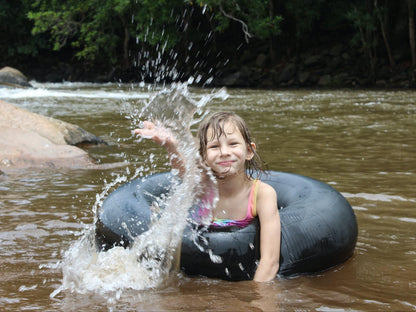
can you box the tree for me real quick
[28,0,133,71]
[268,0,278,65]
[346,3,379,78]
[283,0,326,59]
[2,0,413,85]
[27,0,202,78]
[0,0,48,66]
[190,0,282,43]
[374,0,395,67]
[408,0,416,68]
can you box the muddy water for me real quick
[0,83,415,311]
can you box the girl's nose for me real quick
[219,145,231,156]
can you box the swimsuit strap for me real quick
[248,179,261,218]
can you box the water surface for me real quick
[0,83,415,311]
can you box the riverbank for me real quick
[211,43,416,89]
[9,42,416,89]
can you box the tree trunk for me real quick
[123,26,130,69]
[374,0,395,67]
[408,0,416,67]
[120,15,130,70]
[269,0,276,65]
[357,21,376,78]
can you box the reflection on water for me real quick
[0,84,415,311]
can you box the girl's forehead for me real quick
[207,121,241,139]
[223,121,238,133]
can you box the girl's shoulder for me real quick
[256,181,277,210]
[257,180,276,195]
[257,182,277,215]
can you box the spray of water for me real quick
[55,83,228,297]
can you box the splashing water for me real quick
[56,83,228,297]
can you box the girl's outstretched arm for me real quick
[134,121,185,176]
[253,183,281,282]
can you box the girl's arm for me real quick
[134,121,185,176]
[134,121,217,223]
[253,183,281,282]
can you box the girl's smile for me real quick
[217,160,235,166]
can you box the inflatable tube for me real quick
[95,171,358,281]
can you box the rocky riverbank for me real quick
[211,43,416,89]
[4,41,416,89]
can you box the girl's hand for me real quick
[134,121,177,150]
[134,121,184,175]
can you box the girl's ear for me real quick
[246,142,256,160]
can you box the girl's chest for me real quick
[214,189,250,220]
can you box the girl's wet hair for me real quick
[197,112,264,179]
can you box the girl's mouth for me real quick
[217,161,234,166]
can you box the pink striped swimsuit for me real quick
[211,180,260,228]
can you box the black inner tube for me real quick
[95,171,358,281]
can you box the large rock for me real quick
[0,100,107,170]
[0,67,32,88]
[278,63,297,83]
[216,69,252,87]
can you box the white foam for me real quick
[343,192,414,202]
[398,217,416,223]
[0,87,150,100]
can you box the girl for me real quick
[134,112,281,282]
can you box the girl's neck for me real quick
[216,172,251,197]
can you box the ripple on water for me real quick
[343,192,414,202]
[8,199,32,206]
[398,217,416,223]
[1,224,49,241]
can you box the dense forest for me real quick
[2,0,416,88]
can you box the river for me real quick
[0,82,415,311]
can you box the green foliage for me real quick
[0,0,47,59]
[284,0,326,39]
[192,0,282,40]
[133,0,185,48]
[27,0,132,65]
[346,6,378,49]
[2,0,415,81]
[28,10,78,51]
[26,0,194,67]
[346,3,379,75]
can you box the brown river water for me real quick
[0,83,415,311]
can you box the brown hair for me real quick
[197,112,264,179]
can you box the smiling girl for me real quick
[135,112,281,282]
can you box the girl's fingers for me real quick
[133,121,170,144]
[133,121,154,134]
[142,121,155,129]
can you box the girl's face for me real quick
[205,121,255,178]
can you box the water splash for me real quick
[57,83,228,296]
